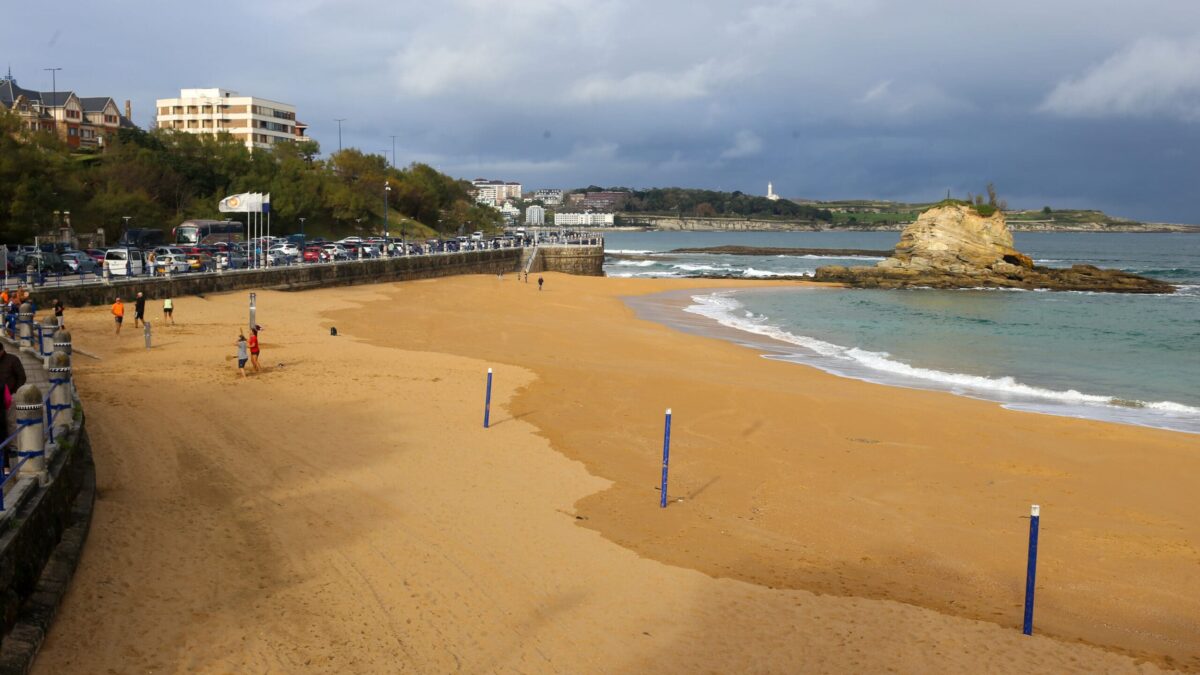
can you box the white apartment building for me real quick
[155,88,307,151]
[525,205,546,226]
[472,179,522,205]
[532,189,563,206]
[553,211,614,227]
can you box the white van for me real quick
[471,231,484,241]
[104,248,146,276]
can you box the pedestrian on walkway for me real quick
[163,297,175,325]
[52,298,64,328]
[235,332,249,378]
[0,342,27,453]
[134,292,147,328]
[112,297,125,335]
[248,324,262,373]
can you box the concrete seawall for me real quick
[42,245,605,309]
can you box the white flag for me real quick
[219,193,253,212]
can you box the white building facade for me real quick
[525,205,545,226]
[532,189,563,205]
[155,88,307,151]
[553,211,614,227]
[472,179,522,205]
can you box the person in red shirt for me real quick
[248,325,262,373]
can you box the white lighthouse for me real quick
[766,182,780,201]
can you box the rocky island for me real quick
[813,202,1175,293]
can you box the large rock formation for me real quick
[813,203,1174,293]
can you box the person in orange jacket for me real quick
[112,297,125,335]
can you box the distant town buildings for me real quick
[573,191,627,212]
[766,182,780,201]
[0,69,134,149]
[525,205,545,226]
[155,88,307,151]
[498,201,520,223]
[554,211,614,227]
[531,189,563,206]
[472,178,522,206]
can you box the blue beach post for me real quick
[483,368,493,428]
[660,408,672,508]
[1023,504,1041,636]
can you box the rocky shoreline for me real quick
[811,203,1176,294]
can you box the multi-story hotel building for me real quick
[525,205,546,226]
[0,70,133,149]
[472,178,522,206]
[553,211,614,227]
[155,88,308,151]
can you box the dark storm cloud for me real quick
[6,0,1200,221]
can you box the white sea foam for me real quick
[742,267,809,278]
[682,292,1200,424]
[606,249,655,254]
[673,263,726,272]
[614,260,657,267]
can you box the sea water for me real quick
[611,231,1200,434]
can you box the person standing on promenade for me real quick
[235,332,249,378]
[0,341,27,454]
[163,297,175,325]
[52,298,64,328]
[248,325,261,373]
[112,297,125,335]
[538,276,544,291]
[134,292,146,328]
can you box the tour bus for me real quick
[104,247,146,276]
[173,219,244,246]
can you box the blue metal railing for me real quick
[0,373,69,512]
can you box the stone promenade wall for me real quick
[45,245,604,309]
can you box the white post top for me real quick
[487,368,493,374]
[1031,504,1040,517]
[666,408,672,415]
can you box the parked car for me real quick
[322,243,350,260]
[272,242,301,257]
[302,246,323,263]
[152,246,187,259]
[104,248,146,276]
[154,254,190,274]
[186,252,214,272]
[213,251,248,269]
[18,251,70,275]
[84,248,106,265]
[60,251,99,275]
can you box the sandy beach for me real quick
[32,274,1198,673]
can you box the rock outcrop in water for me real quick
[813,203,1175,293]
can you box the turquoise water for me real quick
[611,231,1200,433]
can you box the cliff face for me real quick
[891,206,1018,268]
[813,204,1173,293]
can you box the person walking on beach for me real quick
[537,276,544,291]
[163,297,175,325]
[248,325,261,372]
[134,292,146,328]
[235,332,249,378]
[111,297,125,335]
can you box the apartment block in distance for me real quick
[155,88,308,151]
[472,178,522,206]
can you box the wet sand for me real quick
[32,274,1197,673]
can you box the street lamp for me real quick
[299,217,306,237]
[122,216,131,243]
[334,118,346,152]
[384,181,391,256]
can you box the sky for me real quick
[6,0,1200,222]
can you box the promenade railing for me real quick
[1,233,605,292]
[0,329,75,514]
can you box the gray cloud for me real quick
[5,0,1200,221]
